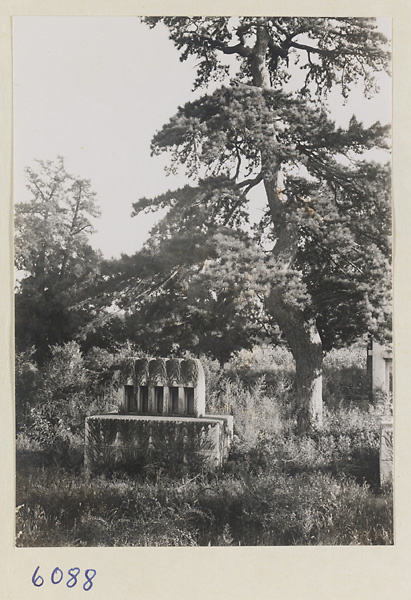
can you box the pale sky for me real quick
[13,17,392,259]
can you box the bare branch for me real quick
[236,172,264,194]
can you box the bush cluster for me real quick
[15,341,133,466]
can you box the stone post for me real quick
[380,415,393,487]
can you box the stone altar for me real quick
[85,358,233,474]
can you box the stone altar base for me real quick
[85,414,233,475]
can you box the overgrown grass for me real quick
[16,343,393,547]
[16,401,392,547]
[16,458,392,547]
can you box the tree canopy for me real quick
[15,157,102,362]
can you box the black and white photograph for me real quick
[13,15,393,550]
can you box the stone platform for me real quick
[85,413,233,473]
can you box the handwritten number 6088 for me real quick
[32,566,96,591]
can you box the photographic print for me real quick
[13,16,393,548]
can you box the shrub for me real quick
[223,345,295,390]
[204,355,294,448]
[19,341,121,466]
[323,344,369,409]
[15,347,41,430]
[223,401,381,491]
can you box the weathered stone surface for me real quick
[84,414,233,473]
[380,415,393,487]
[368,341,393,403]
[119,357,206,418]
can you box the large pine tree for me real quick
[129,18,391,432]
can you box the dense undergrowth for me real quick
[15,343,393,546]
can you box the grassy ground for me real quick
[16,466,392,546]
[15,465,393,546]
[15,345,393,547]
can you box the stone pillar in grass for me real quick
[367,340,393,405]
[380,415,393,487]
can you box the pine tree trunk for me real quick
[251,21,323,433]
[267,287,323,433]
[293,322,323,433]
[261,163,324,433]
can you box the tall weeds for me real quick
[16,342,393,546]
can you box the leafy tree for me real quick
[84,226,274,363]
[130,17,391,432]
[15,157,102,362]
